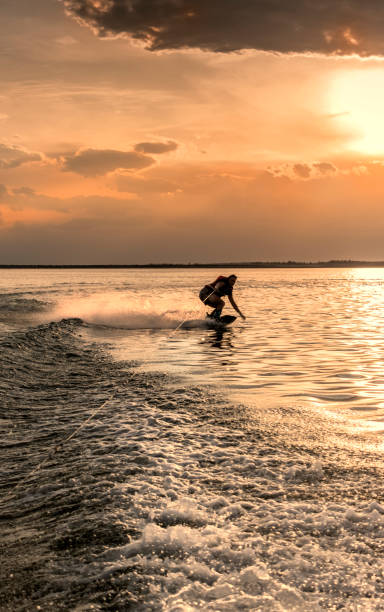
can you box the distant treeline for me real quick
[2,260,384,269]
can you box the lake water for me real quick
[4,266,384,422]
[2,267,384,610]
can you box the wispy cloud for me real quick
[134,140,178,154]
[0,143,42,169]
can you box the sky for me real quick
[2,0,384,263]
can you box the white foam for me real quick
[50,293,200,329]
[87,395,384,610]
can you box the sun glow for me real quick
[329,67,384,154]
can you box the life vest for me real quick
[209,276,233,297]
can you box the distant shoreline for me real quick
[2,261,384,269]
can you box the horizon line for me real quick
[2,260,384,269]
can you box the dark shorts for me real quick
[199,285,215,303]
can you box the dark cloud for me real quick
[134,141,178,154]
[313,162,337,175]
[293,163,311,179]
[0,184,8,198]
[0,144,42,169]
[61,148,155,176]
[62,0,384,56]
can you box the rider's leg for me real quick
[210,298,224,319]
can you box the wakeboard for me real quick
[209,314,237,327]
[181,314,237,330]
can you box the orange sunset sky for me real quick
[2,0,384,264]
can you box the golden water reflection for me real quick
[186,268,384,433]
[79,267,384,436]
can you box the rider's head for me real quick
[228,274,237,286]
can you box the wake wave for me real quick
[3,319,384,611]
[0,294,51,316]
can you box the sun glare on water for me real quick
[330,67,384,154]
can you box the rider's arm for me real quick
[228,294,246,319]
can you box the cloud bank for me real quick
[2,159,384,263]
[62,0,384,56]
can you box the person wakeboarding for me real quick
[199,274,246,320]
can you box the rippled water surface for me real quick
[2,266,381,423]
[3,267,384,611]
